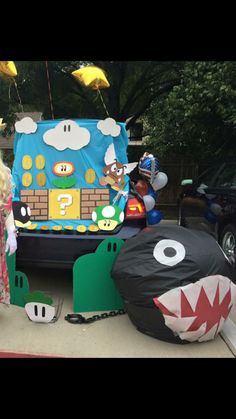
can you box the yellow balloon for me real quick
[0,118,6,131]
[72,65,110,90]
[0,61,17,77]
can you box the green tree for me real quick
[0,61,183,132]
[145,61,236,162]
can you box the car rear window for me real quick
[214,163,236,188]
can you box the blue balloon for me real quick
[204,210,217,224]
[147,186,157,200]
[147,208,162,225]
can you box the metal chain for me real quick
[65,309,126,324]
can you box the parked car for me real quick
[12,118,147,270]
[178,161,236,266]
[16,181,146,269]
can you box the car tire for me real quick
[219,224,236,267]
[178,205,186,227]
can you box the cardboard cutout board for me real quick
[24,290,63,323]
[12,118,129,231]
[6,244,29,307]
[73,238,125,312]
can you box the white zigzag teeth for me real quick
[180,323,207,342]
[199,323,218,342]
[230,282,236,304]
[217,276,231,304]
[180,283,201,311]
[198,275,222,306]
[157,287,181,317]
[217,317,226,333]
[164,315,196,333]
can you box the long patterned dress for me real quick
[0,193,12,304]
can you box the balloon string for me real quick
[13,79,24,113]
[8,81,12,101]
[45,61,54,119]
[97,88,110,117]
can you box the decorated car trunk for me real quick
[12,117,137,233]
[112,225,236,344]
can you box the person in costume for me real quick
[0,152,17,304]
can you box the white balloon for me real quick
[152,172,168,191]
[210,203,222,215]
[143,195,156,212]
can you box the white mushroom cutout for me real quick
[92,205,124,231]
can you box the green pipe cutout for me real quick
[73,238,125,312]
[5,231,29,307]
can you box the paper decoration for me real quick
[36,172,46,187]
[11,272,30,307]
[35,155,45,169]
[153,275,236,342]
[24,291,62,323]
[43,120,90,151]
[73,238,124,312]
[6,243,30,308]
[85,168,96,184]
[25,303,56,323]
[40,225,49,231]
[12,201,32,228]
[12,118,130,230]
[52,161,76,188]
[88,224,99,232]
[92,204,124,231]
[97,118,121,137]
[52,225,62,232]
[99,143,138,191]
[22,172,32,187]
[52,161,75,176]
[27,223,38,230]
[15,117,37,134]
[64,226,74,232]
[22,155,33,170]
[77,225,87,233]
[153,239,186,267]
[49,189,79,220]
[52,177,76,188]
[25,291,53,305]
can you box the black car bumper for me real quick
[16,219,146,269]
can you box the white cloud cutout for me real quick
[97,118,121,137]
[15,117,37,134]
[43,120,90,151]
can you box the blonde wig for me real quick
[0,151,11,206]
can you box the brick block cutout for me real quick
[20,190,49,220]
[20,188,110,221]
[80,188,110,220]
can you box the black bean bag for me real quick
[112,226,236,344]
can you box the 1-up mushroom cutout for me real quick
[99,143,138,191]
[24,291,56,323]
[92,205,124,231]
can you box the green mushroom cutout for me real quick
[92,205,124,231]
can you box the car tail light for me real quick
[125,197,146,219]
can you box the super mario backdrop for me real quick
[12,118,130,231]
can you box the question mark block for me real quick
[48,189,80,220]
